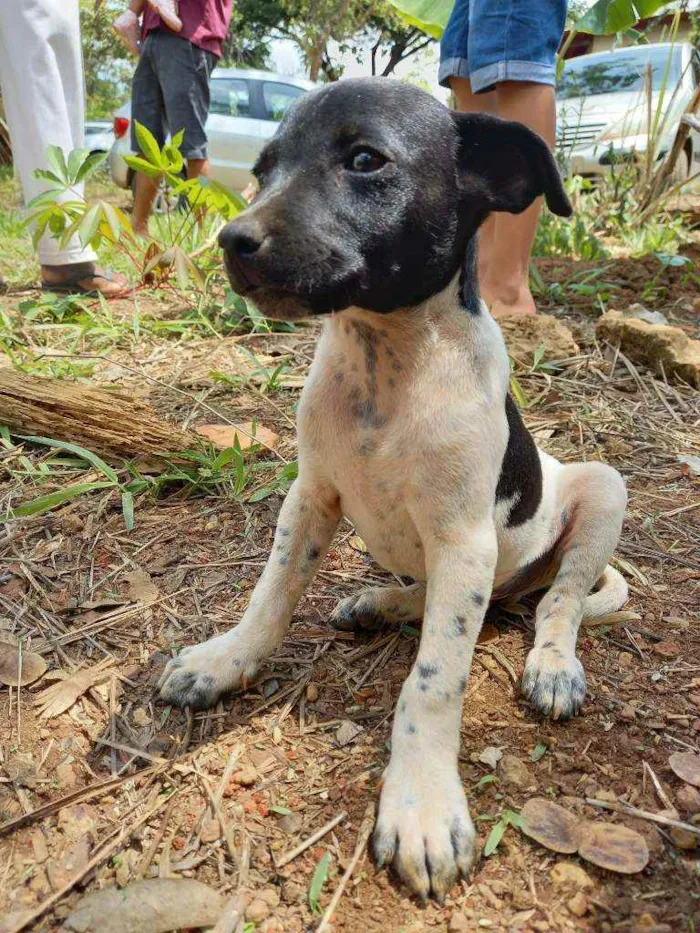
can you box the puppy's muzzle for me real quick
[219,219,268,294]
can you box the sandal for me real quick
[41,267,131,298]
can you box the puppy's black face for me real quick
[219,78,571,320]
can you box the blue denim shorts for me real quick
[439,0,567,93]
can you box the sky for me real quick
[268,36,450,103]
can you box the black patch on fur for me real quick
[496,394,543,527]
[406,723,416,734]
[279,527,290,536]
[417,662,438,678]
[471,592,485,607]
[452,615,467,637]
[542,640,555,649]
[307,544,320,561]
[279,556,289,565]
[458,676,468,693]
[459,238,480,314]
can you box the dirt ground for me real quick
[0,249,699,933]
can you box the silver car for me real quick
[556,42,700,181]
[109,68,315,194]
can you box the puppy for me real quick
[160,78,628,901]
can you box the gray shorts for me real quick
[131,29,216,160]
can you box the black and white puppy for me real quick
[160,78,628,901]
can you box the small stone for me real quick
[281,880,304,904]
[620,704,636,721]
[259,920,284,933]
[56,762,77,789]
[567,892,588,917]
[677,784,700,814]
[277,812,302,834]
[549,862,593,889]
[669,825,698,850]
[132,708,150,727]
[653,640,681,658]
[335,720,364,747]
[306,683,319,703]
[31,832,49,863]
[498,754,534,788]
[245,898,271,923]
[231,766,257,786]
[115,859,130,887]
[200,818,220,844]
[258,888,281,908]
[449,913,470,932]
[618,652,635,668]
[594,790,618,803]
[57,804,97,842]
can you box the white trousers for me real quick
[0,0,96,266]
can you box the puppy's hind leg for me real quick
[330,582,426,631]
[522,462,627,720]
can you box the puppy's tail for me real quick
[582,565,629,621]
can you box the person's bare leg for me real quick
[132,171,160,237]
[482,82,557,318]
[450,77,497,288]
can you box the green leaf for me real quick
[509,373,529,408]
[67,147,90,182]
[269,805,293,816]
[12,482,113,518]
[45,145,68,183]
[17,435,119,483]
[531,742,548,763]
[308,851,330,914]
[134,121,165,168]
[386,0,453,37]
[574,0,668,35]
[121,490,135,531]
[171,128,185,150]
[75,150,109,184]
[474,774,497,791]
[483,819,507,857]
[123,155,163,178]
[32,170,67,186]
[78,203,103,248]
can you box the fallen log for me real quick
[0,368,198,462]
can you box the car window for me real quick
[210,78,251,117]
[558,46,682,100]
[262,82,305,122]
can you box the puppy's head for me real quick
[219,78,571,320]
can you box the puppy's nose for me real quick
[218,221,264,257]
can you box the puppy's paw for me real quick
[522,644,586,720]
[158,633,260,709]
[373,762,475,902]
[330,591,385,631]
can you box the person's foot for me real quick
[146,0,182,32]
[112,10,141,55]
[481,278,538,319]
[41,263,131,298]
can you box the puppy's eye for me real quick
[348,149,386,173]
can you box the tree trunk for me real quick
[0,370,198,463]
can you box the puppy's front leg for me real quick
[159,480,340,708]
[373,521,497,902]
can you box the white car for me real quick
[109,68,315,195]
[556,42,700,180]
[84,120,114,154]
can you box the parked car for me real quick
[84,120,114,154]
[556,42,700,181]
[109,68,315,196]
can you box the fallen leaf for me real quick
[63,878,224,933]
[0,633,47,687]
[577,822,649,874]
[348,535,367,553]
[195,422,278,451]
[478,746,504,769]
[34,659,113,719]
[124,569,159,603]
[520,798,582,854]
[669,752,700,788]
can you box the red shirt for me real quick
[142,0,233,58]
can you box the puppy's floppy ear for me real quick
[452,111,572,217]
